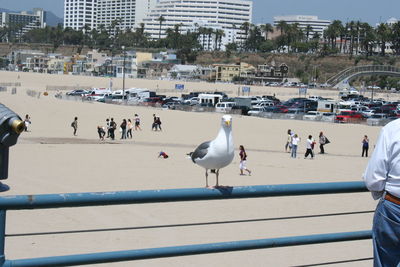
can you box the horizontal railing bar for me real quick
[0,182,367,210]
[2,230,372,267]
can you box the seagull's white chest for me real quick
[196,129,234,169]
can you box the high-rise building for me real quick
[0,9,46,40]
[64,0,97,30]
[63,0,156,31]
[142,0,252,43]
[273,15,331,37]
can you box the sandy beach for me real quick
[0,70,386,266]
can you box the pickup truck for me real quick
[334,111,363,123]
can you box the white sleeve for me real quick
[363,128,389,200]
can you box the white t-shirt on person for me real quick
[292,137,300,146]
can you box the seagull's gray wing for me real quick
[191,141,211,163]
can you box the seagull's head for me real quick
[221,115,232,129]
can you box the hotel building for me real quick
[142,0,253,46]
[0,9,46,40]
[273,15,331,38]
[63,0,156,31]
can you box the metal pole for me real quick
[0,210,6,266]
[122,46,126,102]
[0,181,368,210]
[2,230,372,267]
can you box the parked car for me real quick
[334,111,363,123]
[141,97,163,106]
[303,111,322,121]
[248,106,266,116]
[320,112,335,123]
[361,109,375,118]
[66,89,89,96]
[284,109,305,119]
[262,95,281,104]
[366,113,389,126]
[162,102,182,110]
[231,105,251,115]
[183,97,199,105]
[255,100,274,108]
[215,102,236,113]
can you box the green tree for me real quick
[376,23,390,56]
[260,23,273,40]
[158,15,166,39]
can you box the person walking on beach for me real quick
[362,135,369,157]
[109,118,116,140]
[134,114,141,131]
[285,129,292,153]
[304,135,315,159]
[127,119,133,138]
[97,126,106,140]
[156,116,162,131]
[319,132,327,154]
[239,145,251,176]
[291,134,300,158]
[152,114,158,131]
[120,119,127,139]
[363,120,400,266]
[106,118,111,138]
[24,114,31,132]
[71,117,78,136]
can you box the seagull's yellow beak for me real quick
[225,120,231,127]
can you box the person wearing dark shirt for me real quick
[239,145,251,176]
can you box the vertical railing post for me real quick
[0,210,6,266]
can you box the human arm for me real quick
[363,129,389,199]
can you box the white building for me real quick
[64,0,97,30]
[64,0,156,31]
[0,9,46,40]
[97,0,156,30]
[273,15,331,38]
[142,0,252,47]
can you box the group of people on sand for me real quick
[285,129,371,158]
[70,114,165,140]
[285,129,329,159]
[96,114,142,140]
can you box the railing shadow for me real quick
[6,210,373,238]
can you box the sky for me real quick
[0,0,399,25]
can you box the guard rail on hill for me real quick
[326,65,400,87]
[0,181,371,267]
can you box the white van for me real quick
[215,102,236,113]
[85,88,112,101]
[198,94,223,107]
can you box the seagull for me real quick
[190,115,234,187]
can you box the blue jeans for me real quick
[372,198,400,267]
[291,145,297,158]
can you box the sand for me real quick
[0,70,387,266]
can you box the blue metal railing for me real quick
[0,181,371,267]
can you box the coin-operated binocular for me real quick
[0,104,24,191]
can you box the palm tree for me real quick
[260,23,273,40]
[158,15,166,39]
[276,20,288,35]
[214,29,225,50]
[206,28,214,51]
[304,25,313,42]
[376,23,390,56]
[240,22,250,50]
[391,22,400,55]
